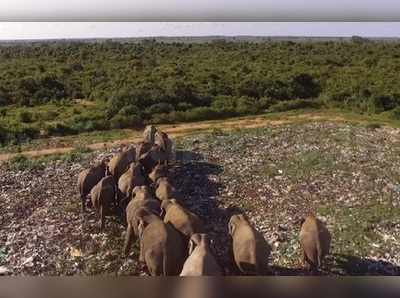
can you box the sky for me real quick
[0,22,400,40]
[1,0,400,21]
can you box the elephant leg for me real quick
[81,195,86,213]
[124,224,134,257]
[99,205,105,231]
[139,240,145,263]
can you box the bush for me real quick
[46,122,75,136]
[119,104,141,116]
[258,97,277,110]
[369,95,398,113]
[7,154,40,171]
[18,110,34,123]
[268,99,323,113]
[390,107,400,120]
[146,103,175,115]
[365,122,382,130]
[235,96,260,115]
[211,95,237,110]
[289,73,321,99]
[110,114,142,129]
[176,102,193,111]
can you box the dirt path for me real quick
[0,113,347,162]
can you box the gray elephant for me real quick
[90,175,117,230]
[108,145,136,181]
[299,214,331,273]
[143,125,157,144]
[180,233,222,276]
[136,208,186,276]
[77,159,109,212]
[118,162,146,206]
[228,214,270,275]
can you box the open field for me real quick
[1,109,400,161]
[1,116,399,275]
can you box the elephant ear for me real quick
[228,222,236,236]
[105,166,111,177]
[188,238,197,256]
[159,208,166,218]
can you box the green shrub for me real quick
[7,154,44,171]
[235,96,260,115]
[176,102,193,111]
[46,122,75,136]
[18,110,34,123]
[184,107,221,122]
[110,114,142,129]
[211,95,237,110]
[146,103,174,115]
[390,107,400,120]
[41,110,60,120]
[369,95,398,113]
[151,113,173,124]
[269,99,323,113]
[0,108,6,117]
[258,97,277,110]
[365,123,382,130]
[289,73,321,99]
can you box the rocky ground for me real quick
[1,121,400,276]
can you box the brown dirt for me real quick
[0,113,349,162]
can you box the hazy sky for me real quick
[0,22,400,40]
[1,0,400,21]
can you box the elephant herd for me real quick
[77,125,332,276]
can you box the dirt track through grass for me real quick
[0,112,351,162]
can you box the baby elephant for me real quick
[180,233,222,276]
[90,175,117,230]
[161,199,204,240]
[77,160,109,212]
[137,208,186,276]
[299,215,331,273]
[155,177,180,201]
[229,214,270,275]
[118,162,146,204]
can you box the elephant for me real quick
[155,177,180,201]
[299,215,331,273]
[154,130,175,165]
[160,199,204,241]
[108,145,136,181]
[118,162,146,206]
[90,175,117,230]
[228,214,270,275]
[148,164,169,184]
[138,144,168,175]
[136,207,186,276]
[123,196,161,256]
[180,233,222,276]
[77,159,109,213]
[131,185,153,201]
[143,125,157,144]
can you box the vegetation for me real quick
[1,39,400,146]
[6,146,92,170]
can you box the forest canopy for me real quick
[1,39,400,145]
